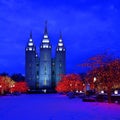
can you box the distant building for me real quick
[25,22,66,90]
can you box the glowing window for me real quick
[44,78,47,85]
[59,48,62,51]
[43,45,48,48]
[44,35,48,38]
[29,38,32,42]
[59,39,62,42]
[28,42,33,46]
[29,48,32,51]
[58,43,63,46]
[43,39,49,43]
[60,64,62,67]
[37,75,39,79]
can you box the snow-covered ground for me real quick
[0,94,120,120]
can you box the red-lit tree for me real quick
[56,74,84,93]
[82,53,120,103]
[10,81,29,93]
[0,76,15,94]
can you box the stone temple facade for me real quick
[25,23,66,91]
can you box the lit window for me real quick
[43,45,48,48]
[37,75,39,79]
[43,39,49,43]
[44,78,47,85]
[44,35,48,38]
[58,43,63,46]
[28,42,33,46]
[29,48,32,51]
[59,48,62,51]
[29,38,32,42]
[59,39,62,42]
[60,64,62,67]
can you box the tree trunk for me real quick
[107,89,112,103]
[1,89,4,95]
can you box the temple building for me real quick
[25,23,66,91]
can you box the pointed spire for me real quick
[44,20,48,35]
[56,31,65,52]
[59,31,63,42]
[60,31,62,40]
[30,31,32,39]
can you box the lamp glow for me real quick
[114,90,118,95]
[101,90,104,94]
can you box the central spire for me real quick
[30,31,32,39]
[44,21,48,35]
[41,21,51,49]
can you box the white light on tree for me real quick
[76,90,78,93]
[93,77,97,82]
[101,90,104,94]
[0,85,2,88]
[114,90,118,95]
[80,91,82,93]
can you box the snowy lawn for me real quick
[0,94,120,120]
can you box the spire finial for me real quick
[60,31,62,39]
[30,31,32,38]
[44,20,48,35]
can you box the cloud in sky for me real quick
[0,0,120,74]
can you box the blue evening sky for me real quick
[0,0,120,75]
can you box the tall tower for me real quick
[25,32,36,89]
[55,33,66,85]
[39,22,52,89]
